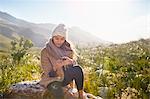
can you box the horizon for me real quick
[0,0,150,44]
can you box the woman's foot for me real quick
[69,81,74,89]
[78,90,86,99]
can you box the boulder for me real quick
[5,80,102,99]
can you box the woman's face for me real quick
[52,35,65,47]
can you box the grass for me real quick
[0,34,11,49]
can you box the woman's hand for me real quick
[54,57,75,70]
[61,56,75,66]
[55,59,64,70]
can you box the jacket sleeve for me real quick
[40,48,52,76]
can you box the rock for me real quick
[99,87,108,99]
[5,80,102,99]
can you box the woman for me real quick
[39,24,84,99]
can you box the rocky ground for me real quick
[4,80,102,99]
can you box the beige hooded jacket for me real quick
[39,39,74,88]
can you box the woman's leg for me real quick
[73,66,84,99]
[73,66,84,91]
[62,65,84,98]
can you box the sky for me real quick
[0,0,150,43]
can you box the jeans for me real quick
[62,65,84,91]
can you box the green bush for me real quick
[0,37,41,95]
[78,39,150,98]
[0,37,149,99]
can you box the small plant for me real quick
[10,37,33,64]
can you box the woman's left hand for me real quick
[62,56,75,65]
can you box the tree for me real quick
[10,37,33,64]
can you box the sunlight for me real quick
[0,0,149,43]
[65,0,144,43]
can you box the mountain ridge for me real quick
[0,11,110,48]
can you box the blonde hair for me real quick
[67,40,78,61]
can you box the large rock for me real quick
[5,80,101,99]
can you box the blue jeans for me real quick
[62,65,84,91]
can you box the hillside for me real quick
[0,11,109,49]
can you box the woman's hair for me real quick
[67,40,78,60]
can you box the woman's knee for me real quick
[73,65,83,74]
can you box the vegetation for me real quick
[0,37,41,96]
[78,38,150,98]
[0,37,150,99]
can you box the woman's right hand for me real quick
[55,57,74,70]
[55,59,64,70]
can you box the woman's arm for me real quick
[61,56,76,65]
[40,48,52,76]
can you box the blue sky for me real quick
[0,0,150,43]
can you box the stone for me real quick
[5,80,102,99]
[99,87,108,99]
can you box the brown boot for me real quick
[78,90,86,99]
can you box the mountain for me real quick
[0,11,110,49]
[68,27,110,47]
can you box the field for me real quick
[0,38,150,98]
